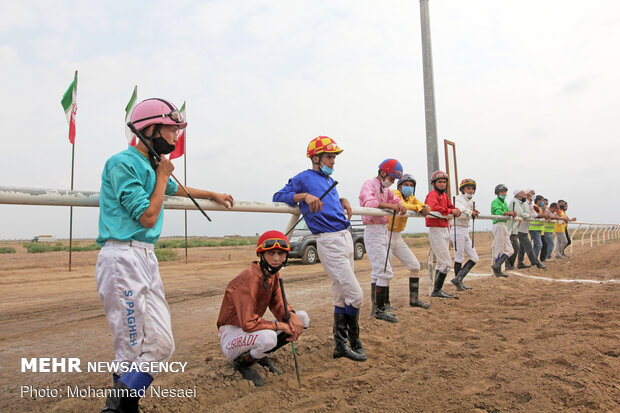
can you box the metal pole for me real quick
[419,0,440,188]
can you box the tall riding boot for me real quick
[409,277,430,308]
[232,351,265,386]
[374,286,399,322]
[333,313,366,362]
[452,260,475,290]
[496,255,509,277]
[450,261,464,291]
[370,283,376,317]
[385,285,397,312]
[100,380,139,413]
[454,262,462,278]
[345,312,366,358]
[431,271,455,298]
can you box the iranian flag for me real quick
[124,85,138,146]
[169,101,186,160]
[61,71,78,144]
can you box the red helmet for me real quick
[256,231,291,255]
[306,136,343,158]
[459,178,476,193]
[379,159,404,179]
[130,98,187,131]
[430,170,449,184]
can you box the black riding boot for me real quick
[409,277,430,308]
[374,286,399,322]
[370,283,377,317]
[345,312,366,358]
[454,262,462,278]
[385,285,397,312]
[333,313,366,361]
[257,357,282,375]
[101,380,139,413]
[431,271,455,298]
[493,255,509,277]
[232,351,265,386]
[452,260,475,291]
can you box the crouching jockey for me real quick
[387,173,431,309]
[424,171,461,298]
[96,98,233,413]
[217,231,309,386]
[450,179,480,291]
[360,159,408,323]
[490,184,516,277]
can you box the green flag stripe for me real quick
[61,72,77,113]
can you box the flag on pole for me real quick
[125,85,138,146]
[169,101,186,160]
[61,71,78,144]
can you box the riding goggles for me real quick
[259,239,290,251]
[132,110,185,125]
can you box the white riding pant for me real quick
[428,227,452,274]
[450,225,479,264]
[492,222,514,260]
[316,229,364,308]
[389,232,421,272]
[95,240,174,378]
[219,311,310,360]
[364,224,393,287]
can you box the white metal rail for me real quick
[0,186,618,246]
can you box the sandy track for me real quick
[0,234,618,412]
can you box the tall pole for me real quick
[184,145,188,264]
[69,142,75,271]
[419,0,440,188]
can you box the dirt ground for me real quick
[0,233,618,412]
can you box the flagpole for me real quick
[69,142,75,271]
[184,119,188,264]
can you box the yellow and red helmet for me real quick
[256,231,291,255]
[306,136,343,158]
[459,178,477,193]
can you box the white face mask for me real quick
[464,193,473,200]
[381,178,393,188]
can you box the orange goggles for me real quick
[259,239,290,251]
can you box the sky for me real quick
[1,0,619,240]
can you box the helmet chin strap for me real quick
[145,125,161,169]
[259,254,289,291]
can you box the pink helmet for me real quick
[130,98,187,131]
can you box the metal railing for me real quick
[1,186,618,246]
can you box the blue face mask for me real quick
[400,186,415,198]
[499,195,506,201]
[320,164,334,176]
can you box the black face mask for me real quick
[259,256,288,291]
[152,137,176,155]
[434,185,446,194]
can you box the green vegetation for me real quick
[155,237,258,249]
[155,249,178,262]
[19,237,258,254]
[22,242,101,253]
[401,233,427,239]
[0,247,16,254]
